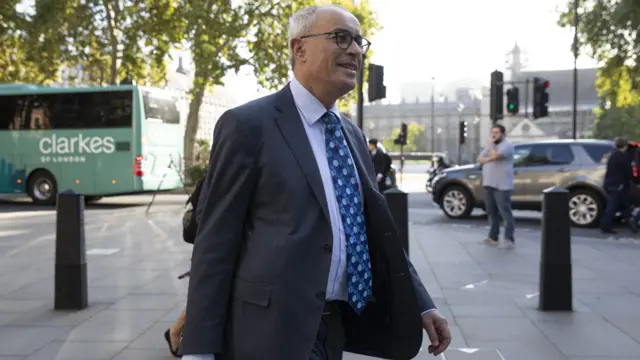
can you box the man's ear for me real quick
[290,38,306,62]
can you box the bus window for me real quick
[87,91,133,128]
[0,95,21,129]
[0,90,133,130]
[142,92,180,124]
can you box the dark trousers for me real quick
[309,301,346,360]
[601,186,631,231]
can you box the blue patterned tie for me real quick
[321,111,373,314]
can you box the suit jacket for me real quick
[182,84,435,360]
[371,150,392,178]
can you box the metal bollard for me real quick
[55,190,88,310]
[539,187,572,311]
[384,188,409,256]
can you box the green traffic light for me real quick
[508,104,514,110]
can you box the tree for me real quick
[557,0,640,98]
[558,1,639,139]
[382,123,427,152]
[592,105,640,140]
[591,65,640,140]
[0,1,59,83]
[8,0,184,86]
[180,0,381,170]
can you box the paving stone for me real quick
[25,341,128,360]
[127,321,176,350]
[0,326,71,357]
[111,348,174,360]
[107,294,180,311]
[457,317,549,344]
[466,341,567,360]
[450,304,525,318]
[58,310,165,342]
[534,316,640,357]
[4,304,109,327]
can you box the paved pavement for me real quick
[2,194,640,359]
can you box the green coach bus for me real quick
[0,84,185,205]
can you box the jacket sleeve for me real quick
[181,110,258,355]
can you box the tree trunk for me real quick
[184,83,206,182]
[102,0,120,84]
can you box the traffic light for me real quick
[506,87,519,115]
[368,64,386,102]
[394,122,407,146]
[458,120,468,145]
[533,77,550,119]
[490,70,504,122]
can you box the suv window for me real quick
[524,144,574,166]
[582,143,613,163]
[513,145,532,167]
[548,144,574,165]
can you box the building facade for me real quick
[362,67,601,163]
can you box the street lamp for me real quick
[430,77,435,154]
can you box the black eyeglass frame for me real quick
[299,31,371,54]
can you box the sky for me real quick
[212,0,599,104]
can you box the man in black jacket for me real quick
[600,137,638,234]
[368,138,392,193]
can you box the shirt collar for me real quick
[289,76,341,126]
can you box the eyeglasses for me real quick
[300,30,371,54]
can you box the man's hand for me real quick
[477,156,489,164]
[421,310,451,356]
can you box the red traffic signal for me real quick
[533,77,550,119]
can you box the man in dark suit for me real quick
[181,4,451,360]
[368,139,393,193]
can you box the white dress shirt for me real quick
[182,77,360,360]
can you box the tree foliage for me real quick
[558,0,639,98]
[558,0,639,139]
[180,0,381,169]
[2,0,381,175]
[4,0,184,86]
[179,0,301,168]
[592,104,640,140]
[382,123,428,152]
[0,1,58,83]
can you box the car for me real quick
[431,139,640,228]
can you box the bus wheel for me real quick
[85,196,102,203]
[27,170,58,206]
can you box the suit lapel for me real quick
[272,85,331,224]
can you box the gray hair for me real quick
[287,4,347,69]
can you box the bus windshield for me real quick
[142,91,180,124]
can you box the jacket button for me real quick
[323,244,332,252]
[316,291,325,300]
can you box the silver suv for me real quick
[430,139,632,228]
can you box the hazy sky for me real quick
[216,0,599,104]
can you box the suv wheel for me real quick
[568,189,602,228]
[441,185,473,219]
